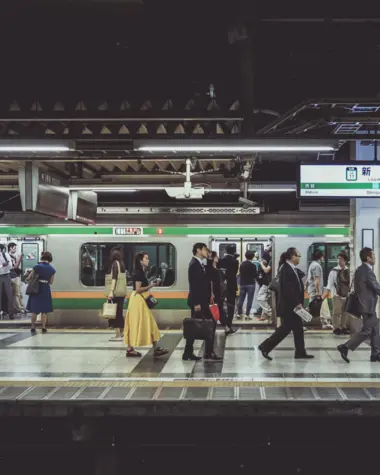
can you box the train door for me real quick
[210,239,242,260]
[242,239,273,259]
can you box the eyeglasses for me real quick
[296,254,302,258]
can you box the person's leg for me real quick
[290,313,306,356]
[245,285,255,317]
[237,286,246,316]
[344,314,373,352]
[3,275,14,317]
[31,312,38,332]
[41,313,48,331]
[368,313,380,359]
[183,306,196,358]
[259,317,292,355]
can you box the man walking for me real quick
[338,247,380,363]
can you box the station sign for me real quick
[69,191,97,225]
[299,163,380,198]
[19,163,69,218]
[113,227,143,236]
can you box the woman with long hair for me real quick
[207,251,236,336]
[106,247,126,341]
[123,251,168,358]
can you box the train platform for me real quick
[0,328,379,418]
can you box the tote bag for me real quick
[102,301,117,319]
[104,261,127,297]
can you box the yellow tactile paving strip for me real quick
[0,379,379,389]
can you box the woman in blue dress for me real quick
[27,251,56,334]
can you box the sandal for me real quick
[153,347,169,357]
[126,349,142,358]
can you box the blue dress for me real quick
[27,262,56,314]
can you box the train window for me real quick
[307,242,350,286]
[80,242,176,287]
[246,243,264,257]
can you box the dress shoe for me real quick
[342,329,351,335]
[370,355,380,362]
[225,327,237,336]
[182,354,202,361]
[337,344,350,363]
[294,354,315,360]
[203,353,223,361]
[333,328,342,336]
[258,345,272,361]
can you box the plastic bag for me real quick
[320,298,331,320]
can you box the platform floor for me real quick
[0,327,379,391]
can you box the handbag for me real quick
[104,261,127,298]
[102,300,117,319]
[344,278,361,318]
[209,300,220,321]
[183,317,215,340]
[309,297,322,317]
[268,275,279,293]
[26,268,39,295]
[145,295,158,309]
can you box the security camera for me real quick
[238,197,257,209]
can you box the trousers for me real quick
[332,295,348,329]
[225,286,236,327]
[345,313,380,357]
[260,309,306,356]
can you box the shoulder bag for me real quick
[26,267,40,295]
[102,300,117,319]
[145,294,158,309]
[104,261,127,297]
[344,276,361,318]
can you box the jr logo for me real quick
[346,167,358,181]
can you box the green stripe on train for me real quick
[52,298,189,310]
[0,226,349,236]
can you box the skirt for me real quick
[124,291,161,347]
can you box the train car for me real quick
[0,223,350,327]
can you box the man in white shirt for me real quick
[0,244,15,319]
[322,252,350,335]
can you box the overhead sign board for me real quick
[299,163,380,198]
[19,163,69,218]
[69,191,97,225]
[114,227,143,236]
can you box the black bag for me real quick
[344,277,361,318]
[145,295,158,309]
[26,269,39,296]
[183,317,215,340]
[309,297,322,317]
[268,275,279,293]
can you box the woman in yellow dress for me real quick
[124,251,168,358]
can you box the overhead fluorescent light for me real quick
[69,186,137,192]
[0,145,71,152]
[0,139,74,153]
[137,145,335,153]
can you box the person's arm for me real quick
[365,271,380,296]
[135,277,154,294]
[50,274,55,285]
[313,265,322,295]
[260,261,272,274]
[322,270,335,299]
[280,265,303,308]
[189,263,203,311]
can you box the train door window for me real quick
[80,242,176,287]
[245,243,264,258]
[307,242,349,286]
[212,241,241,259]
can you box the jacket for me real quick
[278,261,304,315]
[219,254,239,290]
[187,257,211,308]
[354,263,380,315]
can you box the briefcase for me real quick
[183,318,215,340]
[344,291,361,318]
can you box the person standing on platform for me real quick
[106,247,126,341]
[338,247,380,363]
[8,243,26,315]
[183,243,222,362]
[237,251,257,320]
[257,248,273,322]
[0,244,15,320]
[207,251,237,336]
[27,251,56,334]
[219,245,239,326]
[322,252,350,335]
[258,248,314,361]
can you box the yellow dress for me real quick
[124,291,161,347]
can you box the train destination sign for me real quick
[114,227,143,236]
[299,164,380,198]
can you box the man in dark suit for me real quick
[219,245,239,327]
[338,247,380,363]
[258,247,314,360]
[183,243,222,362]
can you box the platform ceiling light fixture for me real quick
[137,145,335,152]
[0,139,74,152]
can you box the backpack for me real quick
[335,268,350,298]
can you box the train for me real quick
[0,221,351,327]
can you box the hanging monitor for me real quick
[69,191,97,225]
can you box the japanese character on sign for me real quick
[362,167,371,177]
